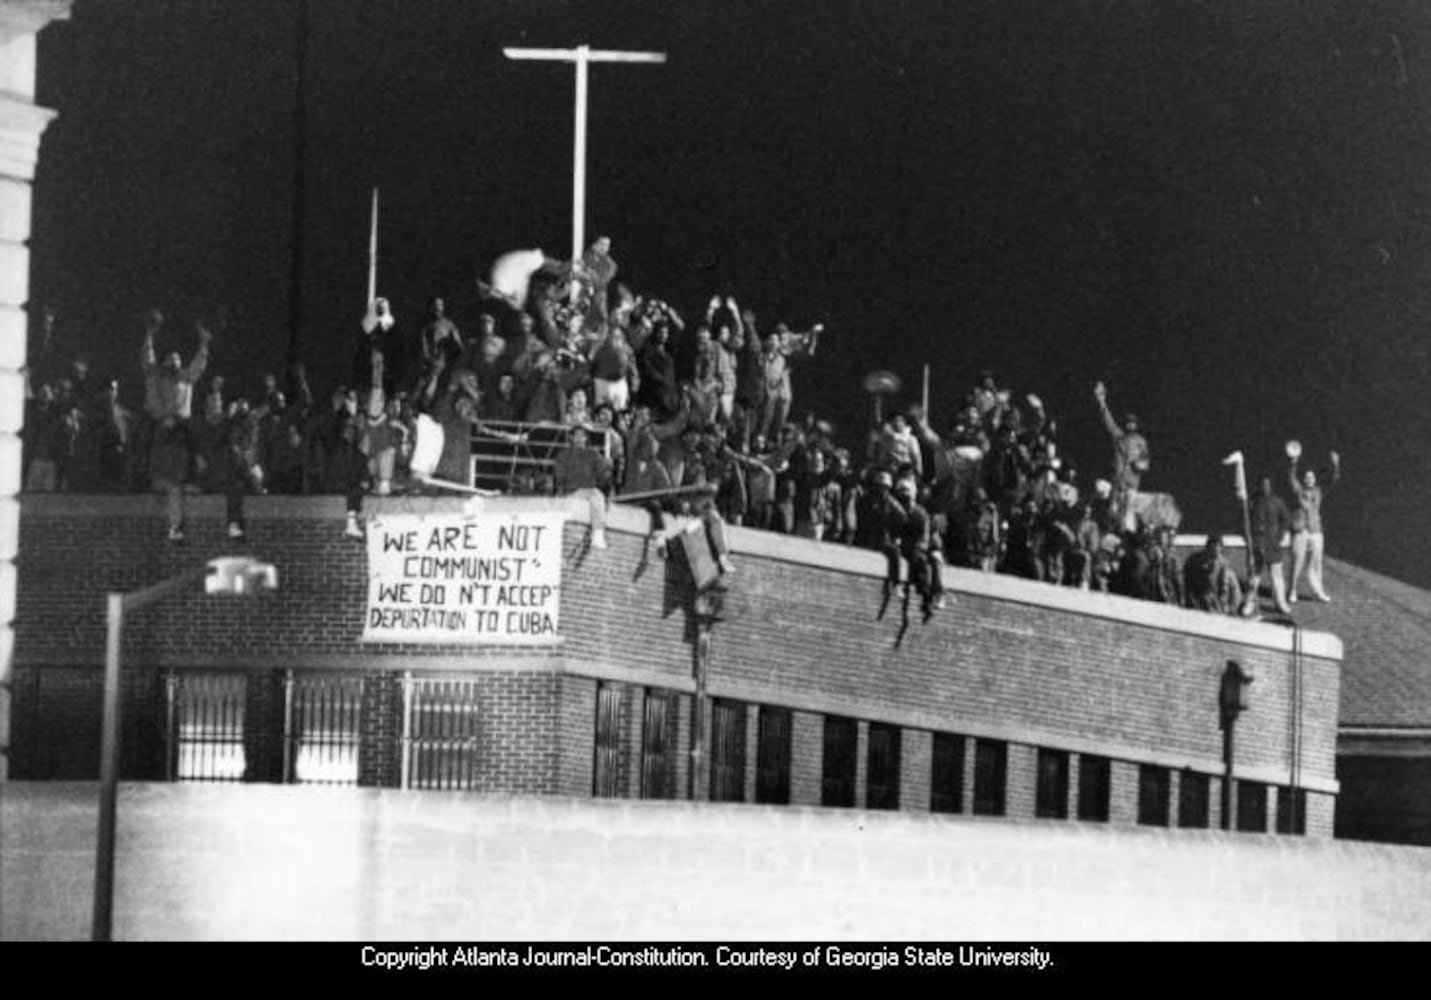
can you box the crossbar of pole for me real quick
[503,47,667,62]
[119,565,212,614]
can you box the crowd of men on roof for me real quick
[21,236,1339,620]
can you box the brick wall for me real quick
[790,710,822,806]
[902,729,932,813]
[1007,744,1038,819]
[742,703,761,803]
[705,554,1340,793]
[357,673,402,787]
[1109,760,1139,826]
[12,495,1342,836]
[558,675,596,797]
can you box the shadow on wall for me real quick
[4,782,1431,941]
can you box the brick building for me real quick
[1277,557,1431,845]
[11,493,1341,837]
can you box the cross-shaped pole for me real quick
[503,45,666,274]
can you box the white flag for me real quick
[489,249,548,310]
[1222,450,1247,501]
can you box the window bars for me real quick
[165,670,485,790]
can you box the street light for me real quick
[1219,659,1253,832]
[93,556,279,942]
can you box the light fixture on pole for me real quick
[93,557,279,942]
[1219,659,1253,832]
[502,45,666,292]
[863,370,901,426]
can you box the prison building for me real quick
[10,494,1341,837]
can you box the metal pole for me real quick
[281,669,295,784]
[1291,626,1303,832]
[286,0,308,368]
[572,45,590,298]
[922,364,930,419]
[502,45,664,306]
[613,483,717,504]
[367,187,379,306]
[93,593,124,942]
[399,670,413,790]
[690,618,711,802]
[1222,721,1236,832]
[91,561,271,940]
[163,671,178,782]
[1241,496,1255,596]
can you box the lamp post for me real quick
[688,587,726,803]
[93,557,279,942]
[1219,659,1253,832]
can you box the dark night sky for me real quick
[26,0,1431,588]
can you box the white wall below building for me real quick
[3,782,1430,941]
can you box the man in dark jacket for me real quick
[553,425,613,548]
[1244,475,1292,615]
[635,325,679,418]
[1185,534,1242,614]
[893,478,946,616]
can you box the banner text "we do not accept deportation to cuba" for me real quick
[362,512,566,645]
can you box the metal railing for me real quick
[471,420,613,492]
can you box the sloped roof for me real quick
[1168,540,1431,730]
[1289,557,1431,729]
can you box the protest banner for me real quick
[363,511,566,645]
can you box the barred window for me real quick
[755,706,792,805]
[821,715,858,808]
[1077,754,1110,822]
[930,733,966,814]
[593,683,624,798]
[710,699,747,803]
[1237,780,1268,833]
[866,723,901,811]
[973,739,1007,816]
[1035,749,1069,819]
[1138,764,1171,827]
[1275,786,1307,835]
[640,689,680,800]
[403,678,481,791]
[1177,770,1210,829]
[169,672,247,782]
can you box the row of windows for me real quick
[154,672,487,789]
[610,691,1307,835]
[1138,764,1307,834]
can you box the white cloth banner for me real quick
[363,511,566,645]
